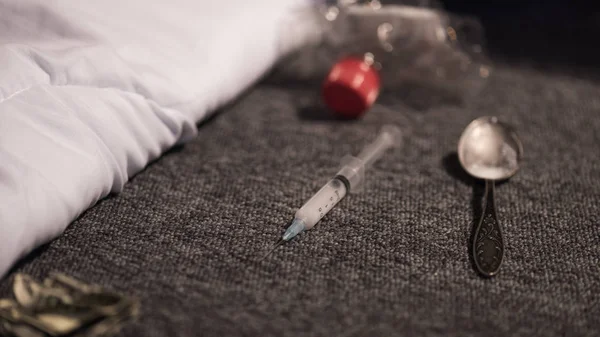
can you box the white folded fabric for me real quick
[0,0,312,277]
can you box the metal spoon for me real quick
[458,116,523,277]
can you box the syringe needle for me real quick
[259,238,285,261]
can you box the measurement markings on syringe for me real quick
[320,189,342,219]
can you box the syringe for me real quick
[261,125,402,259]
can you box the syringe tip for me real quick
[283,219,306,241]
[260,219,306,261]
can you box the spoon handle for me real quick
[473,179,504,277]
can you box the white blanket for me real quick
[0,0,311,276]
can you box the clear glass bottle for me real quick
[272,0,491,115]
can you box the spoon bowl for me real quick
[458,116,523,181]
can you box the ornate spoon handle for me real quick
[473,179,504,277]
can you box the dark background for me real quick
[441,0,600,72]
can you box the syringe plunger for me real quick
[336,124,401,192]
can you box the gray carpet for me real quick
[1,61,599,336]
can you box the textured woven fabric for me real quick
[1,61,599,336]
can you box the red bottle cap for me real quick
[322,57,380,118]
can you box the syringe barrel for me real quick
[337,125,401,192]
[336,155,365,192]
[295,177,348,230]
